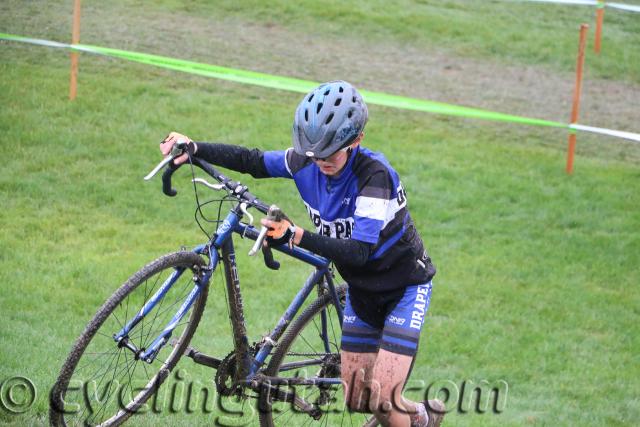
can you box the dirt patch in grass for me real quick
[4,1,639,158]
[79,5,639,131]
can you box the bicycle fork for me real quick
[112,248,213,363]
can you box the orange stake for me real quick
[566,24,589,175]
[594,2,605,54]
[69,0,81,100]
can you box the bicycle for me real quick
[49,143,377,427]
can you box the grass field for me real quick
[1,1,639,426]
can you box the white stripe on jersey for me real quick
[383,191,407,228]
[355,182,407,227]
[354,197,389,221]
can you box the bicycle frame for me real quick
[113,201,344,385]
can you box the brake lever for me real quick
[144,156,174,181]
[249,225,269,256]
[171,140,190,156]
[248,204,281,256]
[248,228,281,270]
[144,139,190,181]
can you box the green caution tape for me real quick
[78,42,567,130]
[1,32,639,142]
[77,43,319,95]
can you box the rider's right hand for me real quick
[160,131,196,165]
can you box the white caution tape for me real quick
[515,0,598,5]
[2,33,639,144]
[570,124,640,142]
[607,2,640,12]
[1,36,71,49]
[512,0,640,12]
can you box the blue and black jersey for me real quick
[194,143,435,293]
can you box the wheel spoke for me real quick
[137,268,193,349]
[261,286,348,427]
[52,253,208,427]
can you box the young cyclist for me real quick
[160,81,444,427]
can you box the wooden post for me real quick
[566,24,589,175]
[594,1,605,54]
[69,0,81,100]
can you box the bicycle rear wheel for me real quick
[50,251,208,427]
[259,284,375,427]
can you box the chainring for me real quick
[215,351,240,397]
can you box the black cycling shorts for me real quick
[340,282,433,357]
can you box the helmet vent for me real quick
[293,82,367,157]
[325,112,334,124]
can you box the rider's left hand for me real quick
[261,218,303,248]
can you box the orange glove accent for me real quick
[266,221,296,248]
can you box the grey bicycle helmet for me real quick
[292,81,368,159]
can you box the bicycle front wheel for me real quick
[50,251,208,427]
[259,284,375,427]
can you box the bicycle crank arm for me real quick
[181,342,221,369]
[252,379,322,420]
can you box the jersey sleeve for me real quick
[351,171,394,244]
[263,148,314,178]
[262,149,292,178]
[193,142,271,178]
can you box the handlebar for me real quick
[146,149,270,214]
[145,148,278,264]
[192,157,270,214]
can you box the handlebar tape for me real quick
[162,161,180,197]
[261,246,281,270]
